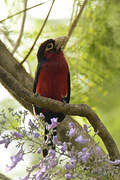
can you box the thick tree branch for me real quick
[0,40,33,91]
[12,0,28,54]
[0,65,119,161]
[21,0,55,64]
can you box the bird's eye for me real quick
[45,43,54,51]
[47,44,52,48]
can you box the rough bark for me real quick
[0,40,33,90]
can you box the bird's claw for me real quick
[34,93,39,97]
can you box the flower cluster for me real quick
[6,146,24,171]
[0,109,120,179]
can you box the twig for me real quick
[65,0,88,47]
[20,0,55,65]
[1,27,32,75]
[75,0,80,19]
[0,28,15,48]
[0,65,119,161]
[0,1,48,23]
[69,0,76,26]
[12,0,28,54]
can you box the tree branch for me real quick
[0,1,48,23]
[68,0,88,38]
[20,0,55,65]
[0,65,119,161]
[12,0,28,54]
[0,28,15,49]
[69,0,76,26]
[0,40,33,91]
[65,0,88,47]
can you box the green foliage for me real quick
[68,0,120,150]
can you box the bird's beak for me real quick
[55,36,68,51]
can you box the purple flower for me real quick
[83,124,88,133]
[13,132,23,138]
[75,135,88,144]
[95,146,102,156]
[78,151,82,158]
[65,172,72,179]
[61,142,67,153]
[106,159,120,165]
[78,148,90,162]
[69,127,76,136]
[50,118,58,129]
[53,135,59,145]
[68,122,75,129]
[82,147,87,152]
[48,159,57,168]
[34,133,40,138]
[31,163,40,170]
[0,139,7,144]
[0,138,10,148]
[65,160,76,170]
[70,157,77,168]
[37,148,42,154]
[81,152,90,162]
[35,165,46,180]
[49,149,56,159]
[29,119,38,129]
[6,146,24,171]
[65,163,74,170]
[5,141,10,148]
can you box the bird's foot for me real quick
[34,92,39,97]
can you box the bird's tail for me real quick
[43,125,57,157]
[42,112,65,157]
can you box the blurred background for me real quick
[0,0,120,179]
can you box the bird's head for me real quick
[37,36,68,60]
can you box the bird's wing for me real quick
[33,56,48,93]
[33,62,42,93]
[62,71,71,103]
[67,70,71,103]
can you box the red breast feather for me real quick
[36,51,68,101]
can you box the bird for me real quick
[33,36,71,157]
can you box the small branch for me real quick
[0,28,15,48]
[65,0,88,47]
[0,1,48,23]
[0,65,119,161]
[69,0,76,26]
[20,0,55,65]
[68,0,88,38]
[12,0,28,54]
